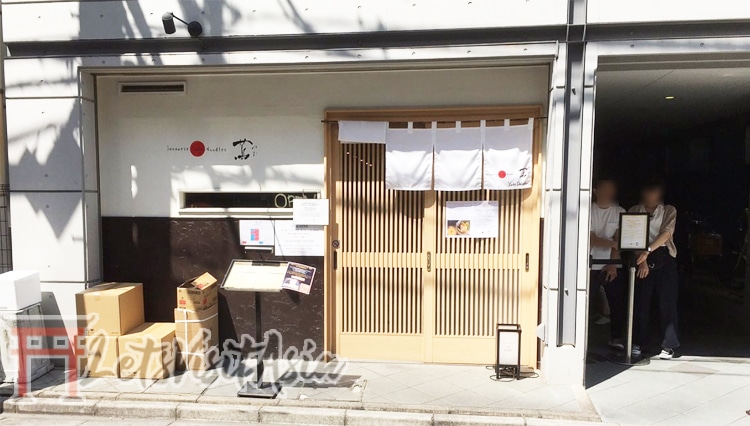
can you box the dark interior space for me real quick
[587,63,750,385]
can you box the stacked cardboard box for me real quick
[175,273,220,370]
[75,283,176,379]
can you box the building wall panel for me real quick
[7,98,83,191]
[587,0,750,23]
[10,192,85,282]
[2,0,568,43]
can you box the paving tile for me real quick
[388,366,446,387]
[360,394,392,404]
[608,396,684,425]
[200,379,244,397]
[432,372,490,391]
[356,362,417,377]
[374,385,437,405]
[666,361,719,375]
[76,377,156,393]
[587,379,672,411]
[553,400,582,412]
[730,415,750,426]
[410,379,464,400]
[722,363,750,376]
[313,387,361,402]
[465,379,525,401]
[426,389,498,408]
[361,376,409,397]
[655,413,717,426]
[143,371,217,395]
[725,385,750,404]
[683,395,749,426]
[492,386,575,410]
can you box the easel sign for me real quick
[618,213,650,251]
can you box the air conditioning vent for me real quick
[119,81,186,95]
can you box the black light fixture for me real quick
[162,12,202,37]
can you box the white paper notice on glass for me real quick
[239,220,275,247]
[274,220,325,257]
[293,199,329,226]
[619,213,650,251]
[445,201,499,238]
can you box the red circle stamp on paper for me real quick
[190,141,206,157]
[498,170,507,179]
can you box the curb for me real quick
[3,394,604,425]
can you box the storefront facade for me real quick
[3,0,750,386]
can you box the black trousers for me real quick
[634,255,680,349]
[590,269,627,340]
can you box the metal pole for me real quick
[255,291,264,386]
[625,266,637,364]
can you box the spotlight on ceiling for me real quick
[665,96,676,100]
[162,12,202,37]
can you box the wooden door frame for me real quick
[323,106,543,365]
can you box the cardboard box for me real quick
[83,334,120,378]
[174,303,219,353]
[118,322,175,379]
[0,271,41,311]
[76,283,145,336]
[177,345,220,371]
[177,273,218,311]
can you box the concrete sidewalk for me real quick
[4,354,750,425]
[587,354,750,426]
[0,360,599,425]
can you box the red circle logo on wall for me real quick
[498,170,507,179]
[190,141,206,157]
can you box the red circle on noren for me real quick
[190,141,206,157]
[498,170,507,179]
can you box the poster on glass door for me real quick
[445,201,499,238]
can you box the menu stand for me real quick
[220,259,288,398]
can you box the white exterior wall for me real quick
[587,1,750,23]
[97,67,550,217]
[2,0,567,42]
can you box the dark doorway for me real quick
[587,63,750,386]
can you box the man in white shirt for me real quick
[590,177,627,350]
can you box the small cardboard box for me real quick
[0,271,41,311]
[118,323,176,379]
[177,345,220,371]
[174,303,219,353]
[83,334,120,378]
[76,283,145,336]
[177,273,218,311]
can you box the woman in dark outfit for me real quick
[629,179,680,359]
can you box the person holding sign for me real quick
[589,177,627,350]
[629,178,680,360]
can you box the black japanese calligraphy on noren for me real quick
[233,138,257,160]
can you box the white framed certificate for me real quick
[618,213,650,251]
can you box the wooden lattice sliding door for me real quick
[325,107,541,366]
[431,190,525,363]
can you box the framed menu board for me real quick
[220,260,287,292]
[618,213,650,251]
